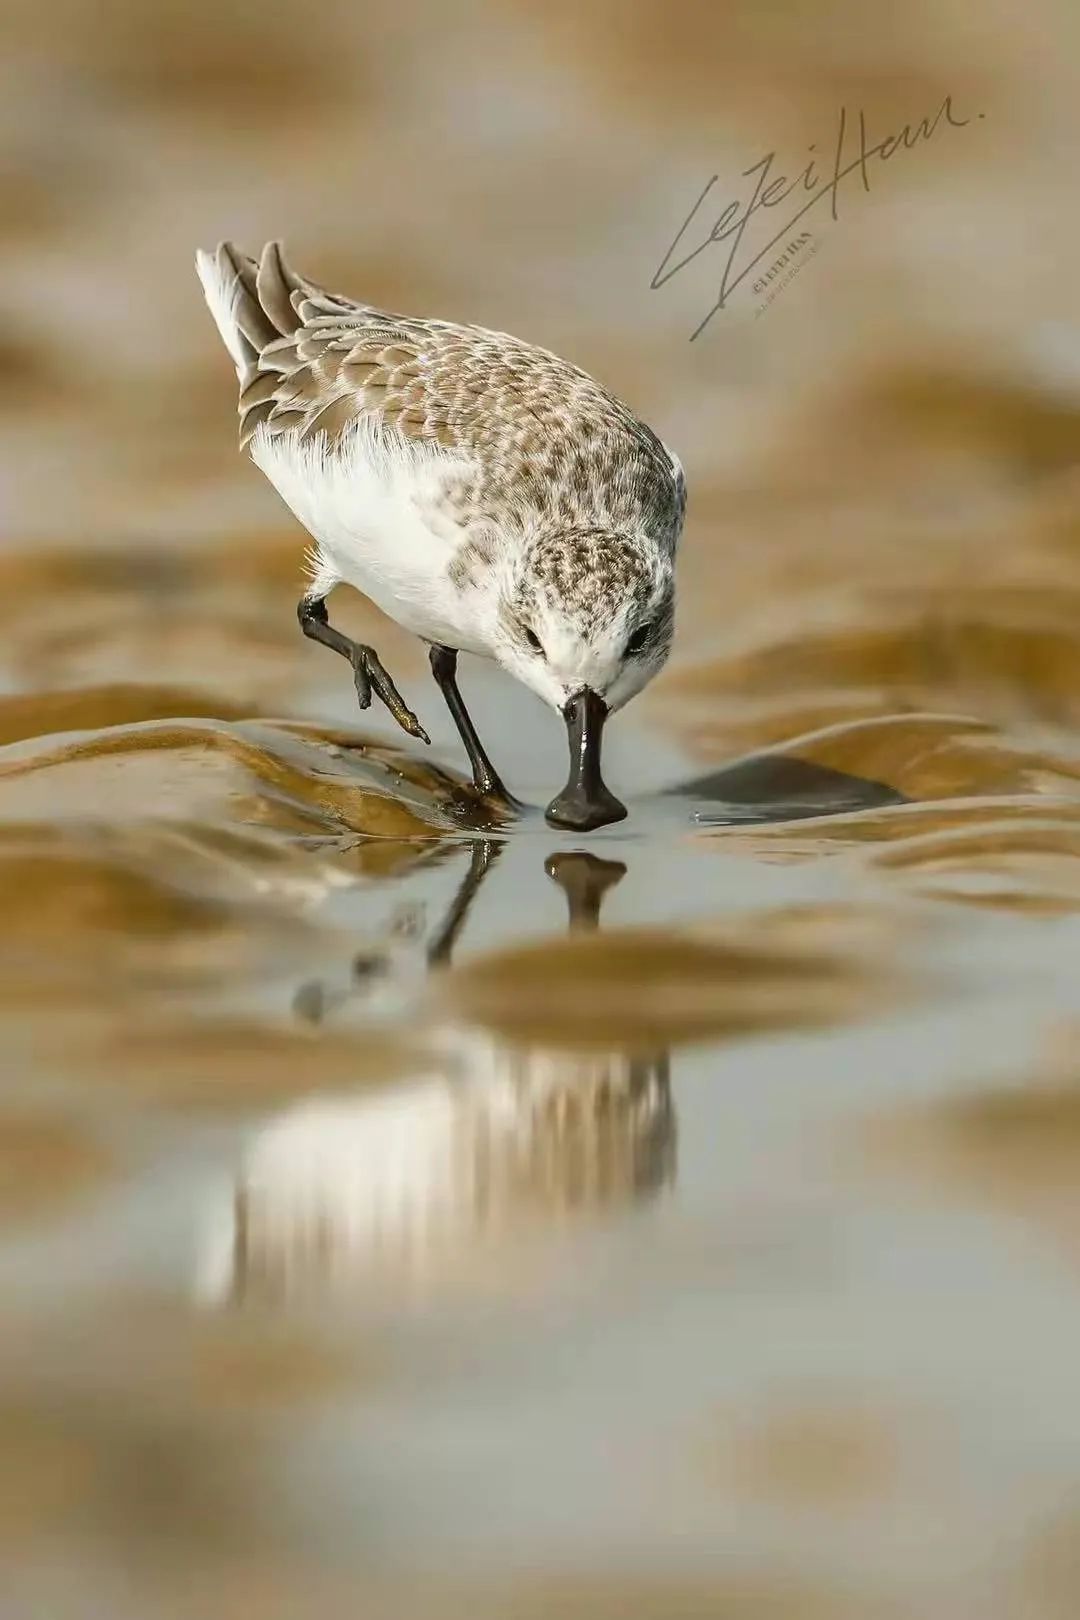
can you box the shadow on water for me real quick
[673,750,906,826]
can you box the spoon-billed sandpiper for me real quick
[195,240,685,829]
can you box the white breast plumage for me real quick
[251,419,488,652]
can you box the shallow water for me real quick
[8,1,1080,1614]
[5,541,1080,1620]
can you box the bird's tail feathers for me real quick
[194,240,313,386]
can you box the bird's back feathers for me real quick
[194,241,683,550]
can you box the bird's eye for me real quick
[524,627,544,655]
[625,620,655,657]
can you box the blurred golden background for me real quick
[5,2,1080,1617]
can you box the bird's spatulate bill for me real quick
[545,689,627,831]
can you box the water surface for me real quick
[6,3,1080,1614]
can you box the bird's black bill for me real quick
[545,689,628,832]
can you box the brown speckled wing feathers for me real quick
[206,240,683,548]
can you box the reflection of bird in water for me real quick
[202,847,674,1305]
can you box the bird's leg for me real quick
[298,595,429,742]
[428,644,512,800]
[426,838,502,968]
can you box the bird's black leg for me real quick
[429,644,512,800]
[426,838,502,967]
[298,595,429,742]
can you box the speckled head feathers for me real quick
[491,524,675,715]
[525,529,662,617]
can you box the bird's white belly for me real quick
[251,423,493,656]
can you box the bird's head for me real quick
[492,528,675,831]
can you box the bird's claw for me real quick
[353,646,430,743]
[350,655,372,710]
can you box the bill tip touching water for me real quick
[194,239,685,831]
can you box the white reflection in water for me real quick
[200,846,673,1303]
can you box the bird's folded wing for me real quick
[206,240,553,457]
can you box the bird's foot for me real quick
[470,762,511,801]
[351,644,430,742]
